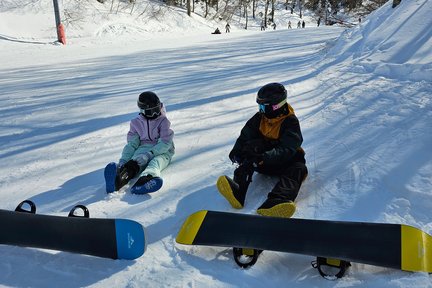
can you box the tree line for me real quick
[94,0,390,29]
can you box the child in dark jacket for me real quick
[217,83,307,218]
[104,91,174,194]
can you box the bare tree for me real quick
[252,0,257,18]
[263,0,270,28]
[129,0,136,14]
[204,0,210,17]
[270,0,275,22]
[187,0,191,15]
[244,3,249,29]
[298,0,303,18]
[239,0,250,28]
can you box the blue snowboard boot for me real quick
[104,162,118,193]
[131,175,163,194]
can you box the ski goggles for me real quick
[139,105,161,118]
[258,98,287,113]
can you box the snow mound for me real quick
[328,0,432,81]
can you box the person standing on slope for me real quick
[104,91,175,194]
[225,23,231,33]
[217,83,307,218]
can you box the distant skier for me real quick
[104,91,175,194]
[288,21,292,29]
[297,21,301,28]
[302,20,306,28]
[225,23,231,33]
[217,83,308,218]
[261,21,266,31]
[272,22,277,30]
[212,28,221,34]
[317,17,321,27]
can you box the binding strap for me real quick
[311,257,351,280]
[233,248,263,268]
[15,200,36,214]
[68,205,90,218]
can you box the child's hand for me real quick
[135,152,153,166]
[118,159,126,168]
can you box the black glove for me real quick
[242,139,265,154]
[246,153,264,168]
[242,143,264,167]
[122,159,140,178]
[229,149,244,164]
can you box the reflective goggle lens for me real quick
[140,106,160,117]
[258,98,286,112]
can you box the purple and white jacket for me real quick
[120,105,174,162]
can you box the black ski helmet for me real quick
[137,91,162,119]
[256,83,288,118]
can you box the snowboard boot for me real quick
[116,160,140,191]
[105,160,140,193]
[104,162,118,193]
[131,175,163,194]
[256,198,296,218]
[216,175,246,209]
[217,163,254,209]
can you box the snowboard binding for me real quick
[15,200,91,219]
[15,200,37,214]
[68,205,90,218]
[233,247,263,268]
[311,257,351,280]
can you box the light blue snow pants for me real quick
[139,152,173,178]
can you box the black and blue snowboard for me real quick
[0,200,145,260]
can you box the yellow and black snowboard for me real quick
[176,210,432,274]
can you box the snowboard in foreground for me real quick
[176,210,432,273]
[0,200,145,260]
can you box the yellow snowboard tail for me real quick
[176,210,207,245]
[401,225,432,272]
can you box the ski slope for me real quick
[0,0,431,287]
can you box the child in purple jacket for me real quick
[104,91,175,194]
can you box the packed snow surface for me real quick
[0,0,431,287]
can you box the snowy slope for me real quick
[0,0,431,287]
[329,0,431,81]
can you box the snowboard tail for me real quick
[0,201,145,260]
[115,219,145,259]
[176,210,432,272]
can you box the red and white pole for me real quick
[53,0,66,45]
